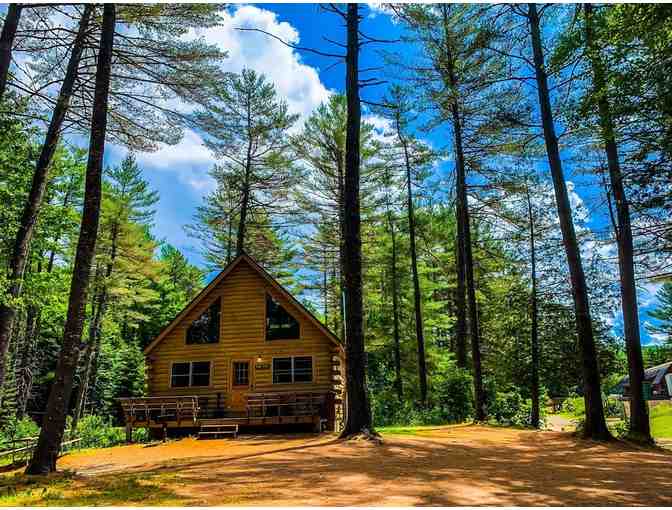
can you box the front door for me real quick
[230,359,253,411]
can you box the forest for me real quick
[0,2,670,476]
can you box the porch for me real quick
[119,391,336,437]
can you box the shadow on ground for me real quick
[4,426,672,506]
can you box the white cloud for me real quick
[130,5,333,192]
[200,5,331,121]
[639,281,663,308]
[366,3,396,20]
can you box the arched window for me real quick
[266,293,300,340]
[186,297,221,344]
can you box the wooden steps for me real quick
[198,420,238,439]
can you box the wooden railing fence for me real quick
[0,435,81,466]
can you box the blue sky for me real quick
[1,3,665,345]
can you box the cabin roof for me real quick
[617,360,672,388]
[143,252,343,356]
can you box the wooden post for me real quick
[125,422,132,444]
[162,423,167,443]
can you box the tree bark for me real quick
[526,185,540,428]
[236,90,254,255]
[386,205,403,400]
[0,5,93,397]
[583,3,650,442]
[26,4,115,474]
[340,3,373,436]
[0,3,21,102]
[441,5,486,420]
[398,119,427,405]
[454,220,468,369]
[527,3,610,440]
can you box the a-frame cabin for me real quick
[120,253,345,438]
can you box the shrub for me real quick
[70,415,149,449]
[0,416,39,445]
[561,394,585,417]
[371,367,473,427]
[603,397,626,419]
[488,389,546,427]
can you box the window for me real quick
[171,361,211,387]
[293,356,313,382]
[273,358,293,384]
[233,361,250,387]
[266,294,300,340]
[171,362,190,387]
[186,297,221,344]
[273,356,313,384]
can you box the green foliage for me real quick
[488,387,547,428]
[371,366,473,427]
[561,393,624,420]
[561,394,586,417]
[71,415,148,449]
[646,283,672,345]
[0,417,39,444]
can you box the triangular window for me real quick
[266,293,300,340]
[186,297,221,344]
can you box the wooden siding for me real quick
[146,260,338,404]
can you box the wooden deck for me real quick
[119,392,333,434]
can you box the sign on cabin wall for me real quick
[256,363,271,370]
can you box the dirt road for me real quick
[8,425,672,506]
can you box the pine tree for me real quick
[189,68,298,273]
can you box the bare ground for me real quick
[8,424,672,506]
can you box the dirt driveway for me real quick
[9,424,672,506]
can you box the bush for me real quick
[0,416,39,445]
[371,367,473,427]
[561,394,624,420]
[603,397,625,419]
[488,389,546,427]
[561,394,585,417]
[71,415,147,449]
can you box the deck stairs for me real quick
[198,419,238,439]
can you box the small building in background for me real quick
[615,361,672,401]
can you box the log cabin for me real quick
[120,252,345,439]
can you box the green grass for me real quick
[0,471,190,507]
[650,402,672,439]
[377,424,464,436]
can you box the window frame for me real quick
[265,293,301,341]
[169,360,213,388]
[185,297,221,345]
[272,355,314,385]
[232,360,251,388]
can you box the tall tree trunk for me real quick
[0,3,21,102]
[336,155,347,343]
[526,185,540,429]
[236,95,254,255]
[340,3,373,437]
[400,129,428,405]
[584,3,650,442]
[441,5,486,420]
[527,3,610,440]
[0,6,93,396]
[26,4,115,474]
[387,207,403,400]
[454,221,468,369]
